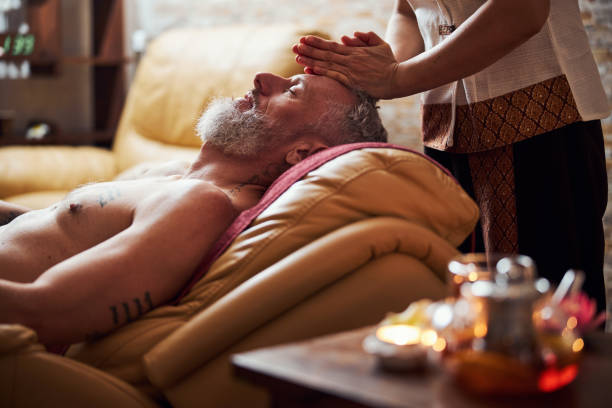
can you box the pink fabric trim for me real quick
[173,142,457,303]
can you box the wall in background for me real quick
[580,0,612,130]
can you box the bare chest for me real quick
[57,180,155,238]
[0,178,185,281]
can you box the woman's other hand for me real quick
[292,31,400,99]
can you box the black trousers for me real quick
[425,120,608,311]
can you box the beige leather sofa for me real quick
[0,25,480,408]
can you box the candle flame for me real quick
[376,325,421,346]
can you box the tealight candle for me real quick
[376,324,421,346]
[362,324,431,371]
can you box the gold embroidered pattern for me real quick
[422,75,582,153]
[421,103,452,150]
[468,145,519,255]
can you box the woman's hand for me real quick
[292,31,400,99]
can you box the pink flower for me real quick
[560,293,607,333]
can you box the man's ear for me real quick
[285,141,329,165]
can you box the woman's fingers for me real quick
[341,35,368,47]
[299,35,352,55]
[294,43,348,65]
[295,54,336,73]
[354,32,371,44]
[355,31,385,46]
[295,54,353,86]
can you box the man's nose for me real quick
[254,72,287,96]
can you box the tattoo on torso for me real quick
[98,186,122,208]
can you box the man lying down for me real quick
[0,72,387,349]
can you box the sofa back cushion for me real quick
[112,25,327,172]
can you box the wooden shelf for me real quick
[0,131,114,147]
[2,0,130,147]
[0,56,57,63]
[61,56,134,65]
[27,0,61,62]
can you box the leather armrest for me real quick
[144,217,457,389]
[0,324,157,408]
[0,325,43,355]
[0,146,116,198]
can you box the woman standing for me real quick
[294,0,610,311]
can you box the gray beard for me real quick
[196,97,271,157]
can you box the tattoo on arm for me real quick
[109,291,154,327]
[0,211,21,226]
[98,187,121,208]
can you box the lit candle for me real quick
[376,324,421,346]
[364,324,433,371]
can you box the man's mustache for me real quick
[247,89,260,109]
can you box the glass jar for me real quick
[447,253,505,297]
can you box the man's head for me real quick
[196,73,387,164]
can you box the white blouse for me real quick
[407,0,610,152]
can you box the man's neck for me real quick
[184,144,289,191]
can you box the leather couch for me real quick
[0,25,480,408]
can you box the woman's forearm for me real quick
[391,0,550,98]
[385,0,424,62]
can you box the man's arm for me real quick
[385,0,424,62]
[0,201,31,226]
[0,185,235,346]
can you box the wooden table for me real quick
[232,326,612,408]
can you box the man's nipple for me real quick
[69,203,82,213]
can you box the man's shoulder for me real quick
[136,178,236,223]
[178,179,236,214]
